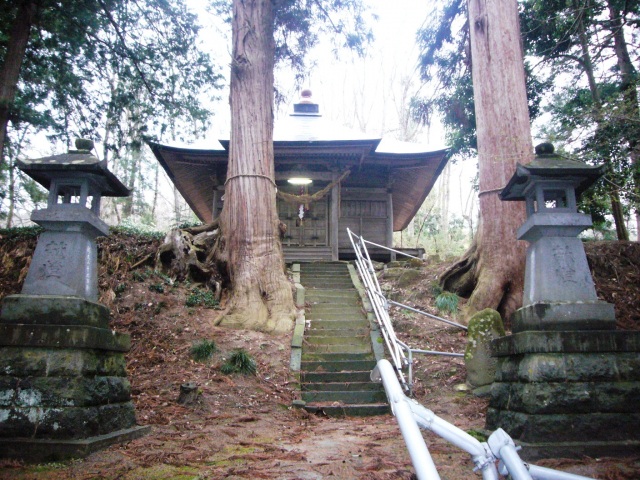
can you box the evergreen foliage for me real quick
[0,0,223,226]
[210,0,373,88]
[416,0,640,238]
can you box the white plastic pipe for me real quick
[408,400,499,480]
[488,429,533,480]
[373,359,441,480]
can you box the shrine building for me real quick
[149,91,448,262]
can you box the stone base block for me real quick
[0,293,145,460]
[0,425,150,462]
[0,402,138,439]
[512,439,640,462]
[0,347,127,377]
[513,302,616,332]
[0,295,110,329]
[0,324,130,351]
[490,381,640,415]
[486,409,640,444]
[495,351,640,383]
[0,375,131,409]
[492,330,640,356]
[488,331,640,459]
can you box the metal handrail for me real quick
[347,228,464,392]
[373,359,595,480]
[348,228,409,383]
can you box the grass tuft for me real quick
[435,291,459,315]
[185,288,219,308]
[190,339,217,362]
[220,349,257,375]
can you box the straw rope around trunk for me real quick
[276,169,351,204]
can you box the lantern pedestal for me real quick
[486,330,640,460]
[0,295,149,461]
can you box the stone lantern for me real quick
[17,139,129,301]
[486,143,640,460]
[499,142,615,332]
[0,140,148,461]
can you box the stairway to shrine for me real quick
[299,262,389,416]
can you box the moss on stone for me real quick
[465,309,505,388]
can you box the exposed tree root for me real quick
[439,217,526,326]
[155,220,224,300]
[439,236,479,298]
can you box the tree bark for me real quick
[442,0,532,323]
[216,0,294,333]
[574,0,629,240]
[0,0,37,168]
[608,2,640,240]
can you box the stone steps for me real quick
[302,348,376,360]
[302,390,387,404]
[304,404,390,417]
[301,381,382,392]
[300,371,372,383]
[298,262,388,417]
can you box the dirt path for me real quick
[1,235,639,479]
[1,316,637,479]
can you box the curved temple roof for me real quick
[149,95,449,231]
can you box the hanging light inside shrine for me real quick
[288,177,312,185]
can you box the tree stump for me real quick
[177,382,200,405]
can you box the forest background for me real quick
[1,0,638,255]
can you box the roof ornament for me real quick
[292,89,320,116]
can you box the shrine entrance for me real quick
[277,186,329,248]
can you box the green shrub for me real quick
[149,283,164,293]
[220,349,257,375]
[430,282,443,297]
[153,301,167,315]
[132,270,149,282]
[190,339,217,362]
[466,429,488,442]
[111,222,164,240]
[435,291,459,315]
[185,288,219,308]
[0,226,43,240]
[177,220,204,229]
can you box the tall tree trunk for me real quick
[441,0,532,323]
[173,186,183,224]
[217,0,294,333]
[575,0,629,240]
[6,153,15,228]
[608,2,640,240]
[121,145,140,218]
[151,161,159,221]
[0,0,37,168]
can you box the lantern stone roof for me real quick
[18,150,130,197]
[500,143,605,201]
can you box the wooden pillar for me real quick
[212,190,220,222]
[331,173,340,261]
[387,190,395,261]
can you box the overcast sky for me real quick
[188,0,476,226]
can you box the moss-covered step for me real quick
[300,360,377,372]
[300,370,373,383]
[302,390,386,404]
